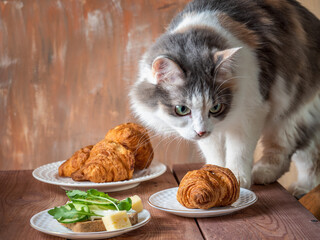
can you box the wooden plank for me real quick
[299,184,320,220]
[106,168,203,240]
[0,170,65,240]
[173,163,320,240]
[0,169,203,240]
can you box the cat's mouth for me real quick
[195,134,210,140]
[190,131,211,141]
[176,129,211,141]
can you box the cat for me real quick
[129,0,320,196]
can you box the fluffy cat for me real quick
[129,0,320,196]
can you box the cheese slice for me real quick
[102,211,132,231]
[130,195,143,213]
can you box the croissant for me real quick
[177,164,240,209]
[58,145,94,177]
[201,164,240,206]
[105,122,154,170]
[71,140,135,183]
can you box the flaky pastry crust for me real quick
[177,164,240,209]
[105,122,154,170]
[71,140,134,183]
[58,145,93,177]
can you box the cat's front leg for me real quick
[224,130,257,189]
[197,133,226,167]
[252,128,292,185]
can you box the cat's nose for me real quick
[197,131,206,137]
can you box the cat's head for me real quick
[130,30,241,141]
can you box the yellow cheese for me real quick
[130,195,143,213]
[102,211,132,231]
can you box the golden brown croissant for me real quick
[177,164,240,209]
[105,122,154,170]
[58,145,93,177]
[71,140,135,183]
[201,164,240,206]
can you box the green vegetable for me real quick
[117,197,132,211]
[48,189,132,223]
[66,189,132,211]
[48,203,100,223]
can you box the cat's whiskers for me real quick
[214,75,245,89]
[132,130,156,153]
[212,58,242,86]
[132,130,177,154]
[128,130,179,167]
[148,134,178,157]
[213,95,233,105]
[213,75,246,97]
[163,135,183,162]
[175,137,189,161]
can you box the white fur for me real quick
[290,133,320,196]
[131,10,320,193]
[172,11,229,40]
[252,91,320,194]
[132,11,267,188]
[172,11,268,188]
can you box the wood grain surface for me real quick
[0,170,66,240]
[0,168,203,240]
[173,163,320,240]
[299,184,320,220]
[107,168,203,240]
[1,165,320,240]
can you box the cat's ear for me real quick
[152,56,184,85]
[214,47,241,72]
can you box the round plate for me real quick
[32,160,166,192]
[148,187,257,218]
[30,209,151,239]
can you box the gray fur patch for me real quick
[136,27,233,119]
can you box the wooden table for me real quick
[1,163,319,240]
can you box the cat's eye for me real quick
[209,103,223,115]
[175,105,191,116]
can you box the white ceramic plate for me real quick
[32,160,166,192]
[30,209,151,239]
[148,187,257,218]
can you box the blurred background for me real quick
[1,0,319,190]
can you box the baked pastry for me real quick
[71,140,135,183]
[201,164,240,206]
[176,164,240,209]
[58,145,93,177]
[105,122,154,170]
[58,122,153,182]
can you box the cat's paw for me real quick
[288,183,310,198]
[252,161,278,185]
[227,166,252,189]
[237,175,251,189]
[228,167,251,189]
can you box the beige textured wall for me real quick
[0,0,319,190]
[0,0,196,171]
[300,0,320,17]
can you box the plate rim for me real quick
[30,208,151,238]
[148,187,257,215]
[32,160,166,188]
